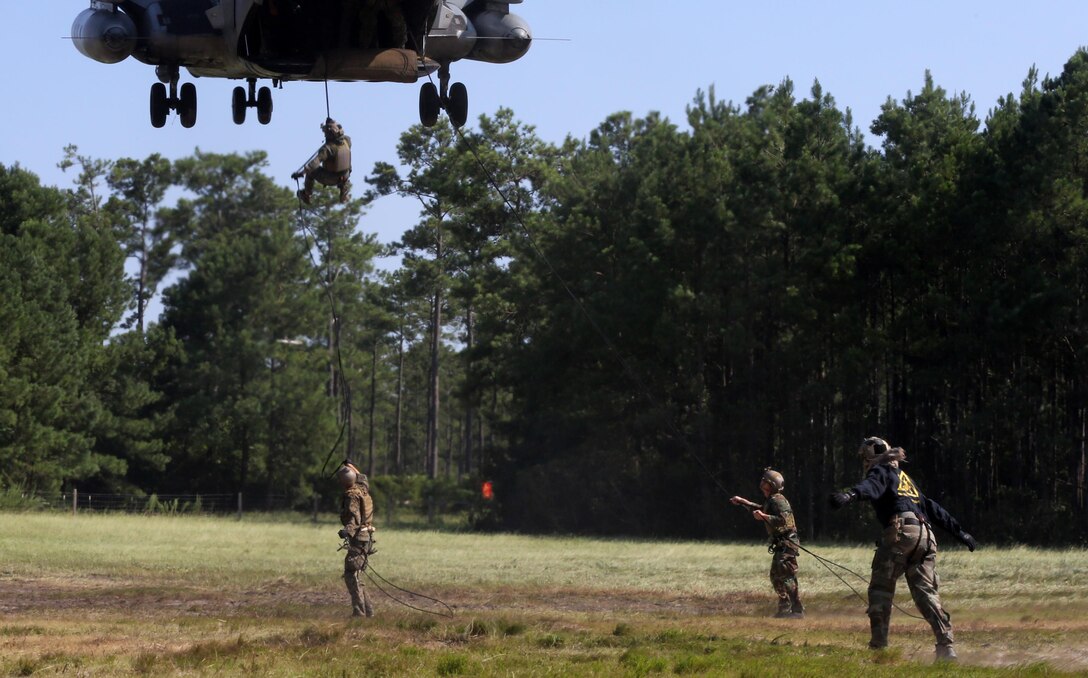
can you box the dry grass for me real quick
[0,513,1086,676]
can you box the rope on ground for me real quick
[795,543,926,621]
[364,564,455,618]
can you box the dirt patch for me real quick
[2,575,1087,672]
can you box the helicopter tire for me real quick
[448,82,468,129]
[179,83,198,128]
[419,82,441,128]
[232,86,247,125]
[257,86,273,125]
[150,83,168,128]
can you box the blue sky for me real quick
[4,1,1088,250]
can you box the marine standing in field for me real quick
[730,468,805,618]
[292,118,352,204]
[828,437,977,661]
[337,460,376,617]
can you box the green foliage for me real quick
[0,485,49,511]
[5,50,1088,542]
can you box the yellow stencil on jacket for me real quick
[897,471,921,502]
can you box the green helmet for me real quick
[761,468,785,492]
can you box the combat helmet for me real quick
[859,436,891,472]
[761,467,785,492]
[336,463,358,490]
[321,117,344,139]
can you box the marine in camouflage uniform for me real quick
[337,462,376,618]
[292,118,352,204]
[829,438,977,661]
[731,468,804,618]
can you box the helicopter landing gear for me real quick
[419,63,468,129]
[419,82,440,128]
[232,78,274,125]
[150,66,197,128]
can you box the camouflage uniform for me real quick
[762,493,804,617]
[340,480,375,617]
[845,454,972,654]
[301,132,352,202]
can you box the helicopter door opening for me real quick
[238,0,421,71]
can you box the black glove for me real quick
[291,171,304,180]
[337,528,348,540]
[828,490,856,510]
[957,531,977,552]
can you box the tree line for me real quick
[2,51,1087,543]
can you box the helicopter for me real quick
[71,0,532,129]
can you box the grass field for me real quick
[1,513,1086,676]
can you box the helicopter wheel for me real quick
[150,83,168,128]
[448,82,468,129]
[232,87,247,125]
[257,86,273,125]
[179,83,198,128]
[419,82,441,127]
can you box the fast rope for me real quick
[365,564,455,618]
[292,180,353,477]
[324,78,331,120]
[799,544,924,620]
[733,504,926,621]
[452,121,929,623]
[299,185,456,618]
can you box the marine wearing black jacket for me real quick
[850,463,973,548]
[829,438,976,661]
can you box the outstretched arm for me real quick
[921,495,976,551]
[730,496,760,510]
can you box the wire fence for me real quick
[21,491,299,516]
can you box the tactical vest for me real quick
[763,493,800,547]
[323,137,352,174]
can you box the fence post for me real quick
[237,492,243,520]
[72,488,77,516]
[312,493,318,524]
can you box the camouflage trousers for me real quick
[343,537,374,617]
[304,168,351,193]
[770,545,803,614]
[867,519,952,648]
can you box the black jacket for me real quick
[851,463,966,538]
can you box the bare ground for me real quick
[2,574,1087,673]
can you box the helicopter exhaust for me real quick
[424,1,531,66]
[71,6,137,65]
[464,2,531,64]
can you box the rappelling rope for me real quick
[324,78,331,120]
[298,176,456,618]
[364,564,455,618]
[292,180,354,477]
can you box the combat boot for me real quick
[774,598,794,618]
[935,644,957,662]
[338,179,351,204]
[345,572,366,617]
[868,613,889,649]
[297,189,312,205]
[788,589,805,618]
